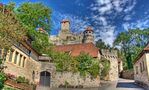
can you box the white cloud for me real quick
[96,0,111,5]
[90,0,137,46]
[98,3,113,14]
[92,0,136,15]
[95,25,116,46]
[123,18,149,31]
[98,16,107,26]
[124,15,131,21]
[123,23,130,30]
[124,0,137,13]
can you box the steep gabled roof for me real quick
[54,43,99,58]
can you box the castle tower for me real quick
[83,26,94,43]
[61,19,70,31]
[58,19,71,42]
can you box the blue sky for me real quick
[1,0,149,45]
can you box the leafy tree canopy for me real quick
[15,2,52,53]
[0,2,26,49]
[113,28,149,69]
[16,2,51,32]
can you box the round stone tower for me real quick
[83,26,94,43]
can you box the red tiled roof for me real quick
[54,43,99,58]
[133,42,149,64]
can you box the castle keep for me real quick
[49,19,94,45]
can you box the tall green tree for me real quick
[16,2,51,31]
[114,28,149,69]
[0,3,26,89]
[0,3,26,49]
[16,2,52,53]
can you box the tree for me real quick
[96,39,111,49]
[113,28,149,69]
[0,3,26,49]
[75,52,100,78]
[16,2,51,32]
[0,3,26,89]
[16,2,52,53]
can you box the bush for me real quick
[16,76,29,84]
[64,81,69,88]
[76,52,100,78]
[100,57,111,79]
[0,72,6,89]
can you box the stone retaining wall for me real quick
[122,69,134,79]
[52,72,100,88]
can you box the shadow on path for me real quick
[116,82,144,89]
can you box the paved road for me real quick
[37,79,147,90]
[100,79,146,90]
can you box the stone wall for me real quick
[122,69,134,79]
[52,72,100,88]
[38,62,100,88]
[101,49,119,81]
[108,58,119,81]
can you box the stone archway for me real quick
[39,71,51,87]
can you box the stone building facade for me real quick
[133,43,149,88]
[2,40,41,83]
[101,49,121,81]
[49,19,94,45]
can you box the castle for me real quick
[49,19,94,45]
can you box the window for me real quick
[142,61,145,71]
[140,63,142,72]
[14,52,18,64]
[22,57,26,67]
[9,50,13,62]
[136,66,138,74]
[140,62,143,73]
[19,55,22,66]
[32,71,35,81]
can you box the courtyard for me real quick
[37,79,146,90]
